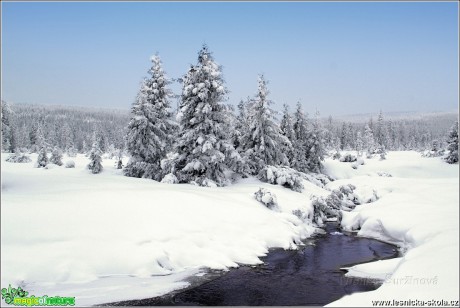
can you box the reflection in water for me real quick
[108,223,398,306]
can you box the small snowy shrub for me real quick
[332,151,341,160]
[310,196,342,226]
[65,160,75,168]
[258,165,304,192]
[161,173,178,184]
[377,171,392,177]
[292,209,310,223]
[254,188,279,211]
[6,152,32,163]
[339,153,357,162]
[351,158,365,169]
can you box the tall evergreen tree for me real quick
[50,146,63,166]
[375,110,388,149]
[36,146,48,168]
[445,121,458,164]
[280,104,296,165]
[364,123,375,156]
[240,75,289,174]
[306,111,325,173]
[170,45,242,186]
[124,54,175,181]
[291,102,309,172]
[233,99,249,150]
[1,101,16,152]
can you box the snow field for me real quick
[325,151,459,306]
[1,153,318,305]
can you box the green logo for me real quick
[1,284,75,306]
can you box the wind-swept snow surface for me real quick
[324,151,459,306]
[1,153,319,306]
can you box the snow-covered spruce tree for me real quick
[50,146,63,166]
[356,131,364,156]
[124,54,175,181]
[29,122,45,153]
[375,110,388,150]
[445,121,458,164]
[364,123,375,157]
[87,134,103,174]
[169,45,243,186]
[240,75,289,175]
[36,146,48,168]
[291,102,309,172]
[280,104,296,165]
[233,98,250,150]
[305,111,325,173]
[2,100,16,153]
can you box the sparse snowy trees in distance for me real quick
[124,54,175,181]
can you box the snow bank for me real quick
[1,153,320,306]
[324,151,459,306]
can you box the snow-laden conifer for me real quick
[239,75,289,174]
[168,45,243,186]
[87,134,103,174]
[445,121,458,164]
[50,146,63,166]
[124,54,175,181]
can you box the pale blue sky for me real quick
[1,2,458,116]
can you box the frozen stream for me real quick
[105,223,399,306]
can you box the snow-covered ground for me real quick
[1,151,458,306]
[1,153,322,306]
[324,151,459,306]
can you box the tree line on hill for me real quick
[1,45,458,182]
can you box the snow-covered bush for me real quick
[311,196,341,226]
[377,171,392,177]
[303,172,332,188]
[36,147,48,168]
[6,151,31,163]
[254,188,279,211]
[339,153,357,162]
[161,173,178,184]
[65,160,75,168]
[49,147,63,166]
[332,151,341,160]
[258,165,304,192]
[310,184,363,226]
[351,158,365,169]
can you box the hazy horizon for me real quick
[2,2,459,116]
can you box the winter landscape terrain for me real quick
[1,149,458,306]
[1,46,459,307]
[2,2,459,306]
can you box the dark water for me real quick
[105,223,398,306]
